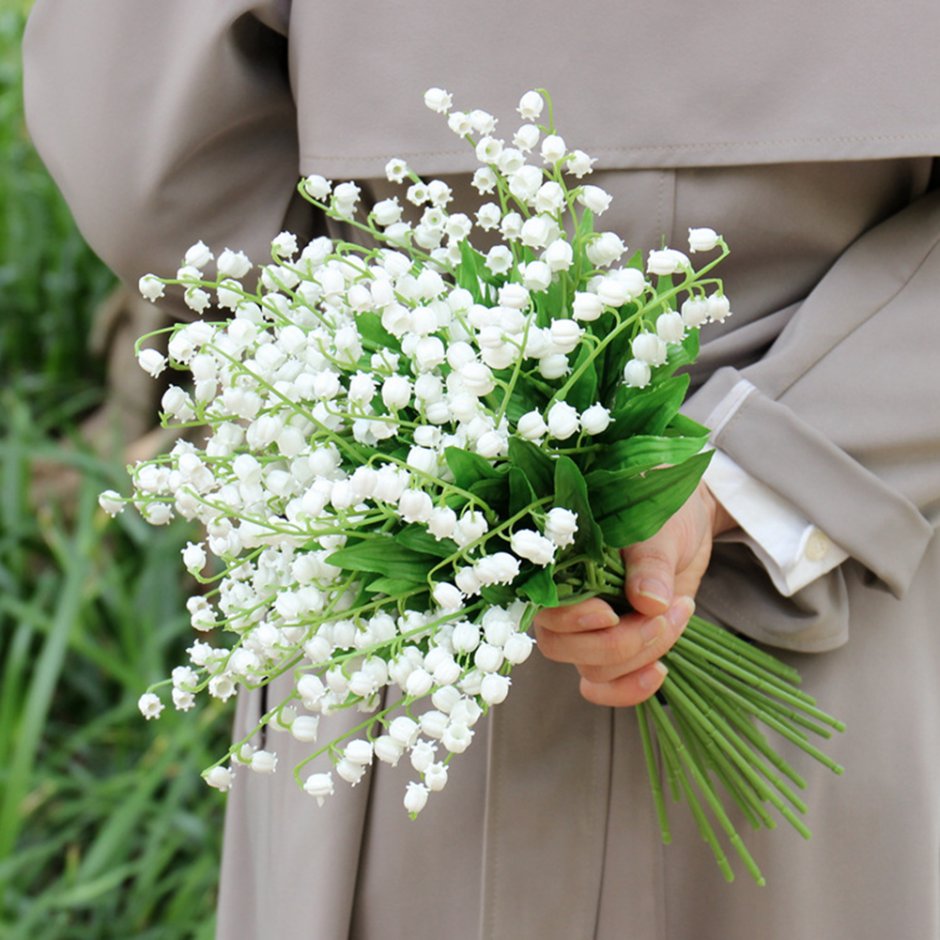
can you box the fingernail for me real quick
[576,608,620,630]
[636,579,670,607]
[638,661,668,692]
[667,596,695,630]
[640,615,666,647]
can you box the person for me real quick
[23,2,940,937]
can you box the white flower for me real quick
[707,294,733,323]
[474,642,504,673]
[498,283,531,310]
[485,245,514,275]
[184,287,211,314]
[656,311,686,344]
[432,582,464,611]
[382,375,412,410]
[550,319,582,353]
[586,232,626,267]
[468,109,497,135]
[344,739,374,765]
[372,197,403,227]
[250,750,278,774]
[205,766,235,791]
[542,239,574,272]
[335,758,367,786]
[373,735,404,766]
[623,359,652,388]
[448,111,472,136]
[424,761,449,792]
[503,632,535,665]
[442,722,474,754]
[138,692,164,720]
[474,552,520,586]
[566,149,596,178]
[578,185,612,215]
[496,147,525,175]
[581,403,612,435]
[271,231,298,258]
[291,716,320,742]
[303,174,332,199]
[513,123,540,152]
[501,213,524,241]
[183,240,213,269]
[303,772,334,805]
[510,529,556,566]
[427,507,457,540]
[409,740,437,773]
[424,86,453,113]
[475,136,503,164]
[546,401,580,440]
[404,781,430,815]
[520,215,556,249]
[516,410,548,441]
[459,361,495,396]
[471,166,498,194]
[508,165,543,204]
[98,490,124,516]
[137,348,166,377]
[182,541,206,573]
[217,248,252,279]
[398,489,433,524]
[534,181,565,214]
[522,261,553,292]
[545,507,579,547]
[517,90,544,120]
[540,134,567,164]
[427,180,453,208]
[689,227,720,252]
[476,202,502,231]
[647,248,690,276]
[681,296,710,328]
[138,274,165,302]
[480,673,512,705]
[454,510,488,547]
[384,158,409,183]
[572,291,604,321]
[631,332,668,366]
[389,716,420,748]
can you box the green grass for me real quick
[0,7,230,937]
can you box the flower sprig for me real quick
[108,88,842,885]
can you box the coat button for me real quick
[804,528,831,562]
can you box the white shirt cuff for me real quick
[703,450,848,598]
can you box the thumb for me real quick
[622,535,680,618]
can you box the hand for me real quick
[533,482,736,707]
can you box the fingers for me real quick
[536,597,692,669]
[580,661,668,708]
[623,542,677,618]
[536,596,694,707]
[533,596,619,634]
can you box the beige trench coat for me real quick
[24,2,940,937]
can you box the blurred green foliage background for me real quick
[1,6,228,936]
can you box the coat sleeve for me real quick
[22,0,314,311]
[685,188,940,651]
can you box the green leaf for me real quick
[455,240,487,300]
[553,456,605,563]
[397,524,459,559]
[518,565,559,607]
[666,413,711,439]
[326,536,432,581]
[354,311,399,351]
[365,576,424,596]
[588,451,714,547]
[591,434,709,473]
[566,344,599,412]
[507,438,555,497]
[660,327,699,378]
[602,374,690,440]
[444,446,504,489]
[480,584,516,606]
[508,466,539,517]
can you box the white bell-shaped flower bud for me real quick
[424,762,449,792]
[586,232,626,268]
[546,402,580,440]
[688,227,720,252]
[205,766,235,791]
[578,185,612,215]
[707,294,732,323]
[474,642,505,673]
[442,722,474,754]
[540,134,567,164]
[404,781,430,814]
[452,620,481,654]
[373,735,404,766]
[513,123,540,152]
[516,410,548,441]
[647,248,690,276]
[580,404,612,435]
[656,311,686,344]
[503,632,535,665]
[335,758,367,786]
[250,750,278,774]
[509,529,556,566]
[623,359,652,388]
[432,582,464,611]
[303,772,334,805]
[480,673,512,705]
[631,332,668,366]
[517,90,544,120]
[291,716,320,742]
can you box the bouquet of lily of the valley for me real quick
[102,88,843,884]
